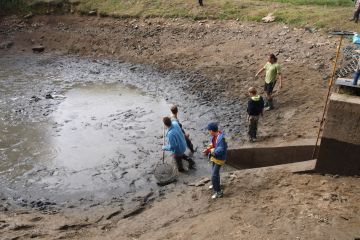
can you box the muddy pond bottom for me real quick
[41,83,171,194]
[51,84,168,171]
[1,83,179,204]
[0,54,229,208]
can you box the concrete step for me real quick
[336,78,360,88]
[257,159,316,173]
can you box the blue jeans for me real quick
[211,163,222,192]
[353,71,360,85]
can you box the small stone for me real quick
[123,206,145,219]
[31,96,41,102]
[0,204,8,212]
[32,45,45,53]
[24,12,34,19]
[320,180,328,185]
[88,11,97,16]
[305,27,316,33]
[0,41,14,49]
[188,177,210,187]
[106,209,122,220]
[11,224,34,231]
[58,223,90,231]
[89,69,100,74]
[262,13,276,23]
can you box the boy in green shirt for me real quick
[255,54,283,110]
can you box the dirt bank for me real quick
[1,167,360,240]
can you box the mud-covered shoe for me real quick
[211,191,223,199]
[188,162,196,170]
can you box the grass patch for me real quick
[0,0,29,15]
[260,0,352,7]
[72,0,356,30]
[1,0,357,31]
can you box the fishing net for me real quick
[154,160,177,186]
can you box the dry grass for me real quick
[76,0,356,30]
[1,0,358,30]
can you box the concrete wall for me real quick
[227,145,316,169]
[315,93,360,175]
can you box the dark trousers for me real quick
[174,154,195,171]
[185,135,194,152]
[354,70,360,85]
[198,0,203,6]
[211,163,221,192]
[354,9,360,22]
[248,115,259,139]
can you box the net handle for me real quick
[162,124,165,163]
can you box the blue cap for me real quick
[207,122,218,132]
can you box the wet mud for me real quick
[0,53,240,211]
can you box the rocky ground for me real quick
[1,14,359,240]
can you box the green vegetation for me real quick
[261,0,352,7]
[0,0,356,30]
[0,0,28,14]
[75,0,355,29]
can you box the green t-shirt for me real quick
[264,62,281,84]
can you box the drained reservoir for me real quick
[0,53,239,209]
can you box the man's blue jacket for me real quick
[163,121,187,156]
[209,131,227,165]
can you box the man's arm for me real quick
[162,134,176,153]
[278,73,283,89]
[276,64,283,89]
[211,138,226,157]
[255,68,265,77]
[162,143,171,152]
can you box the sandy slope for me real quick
[1,167,360,239]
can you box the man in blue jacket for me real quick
[203,122,227,199]
[162,117,195,172]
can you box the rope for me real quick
[312,35,344,159]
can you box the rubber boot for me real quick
[185,136,195,153]
[184,155,196,169]
[265,99,274,111]
[264,98,269,107]
[269,99,274,110]
[175,157,185,172]
[353,71,360,85]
